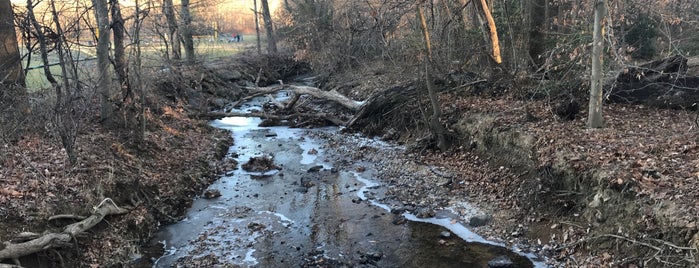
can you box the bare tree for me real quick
[132,0,146,142]
[180,0,195,63]
[477,0,502,64]
[49,0,82,164]
[92,0,113,121]
[588,0,606,128]
[163,0,181,60]
[254,0,261,55]
[260,0,277,54]
[417,1,446,151]
[111,0,132,104]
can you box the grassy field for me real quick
[22,34,263,90]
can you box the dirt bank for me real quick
[325,64,698,267]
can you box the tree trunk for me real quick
[0,0,25,87]
[26,0,66,115]
[50,0,79,164]
[111,0,131,104]
[528,0,547,68]
[0,0,28,137]
[180,0,195,63]
[92,0,112,121]
[133,0,145,142]
[254,0,261,55]
[587,0,606,128]
[260,0,277,54]
[478,0,502,64]
[417,2,446,151]
[162,0,180,60]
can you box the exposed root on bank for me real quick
[0,199,130,262]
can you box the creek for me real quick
[147,93,548,267]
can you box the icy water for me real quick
[146,96,547,267]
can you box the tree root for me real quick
[0,198,130,261]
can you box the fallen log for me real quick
[607,55,699,110]
[0,199,129,261]
[234,84,363,111]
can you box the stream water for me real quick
[146,94,548,267]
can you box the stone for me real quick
[487,255,514,268]
[439,231,452,238]
[469,214,492,227]
[203,189,221,199]
[307,165,324,172]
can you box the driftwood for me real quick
[607,55,699,109]
[0,199,129,261]
[234,84,363,111]
[199,84,366,126]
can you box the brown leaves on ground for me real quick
[441,94,698,206]
[0,101,231,266]
[422,92,698,266]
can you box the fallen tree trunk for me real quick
[234,84,363,111]
[607,55,699,110]
[0,199,129,260]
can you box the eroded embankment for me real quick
[452,110,698,266]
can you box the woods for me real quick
[0,0,697,266]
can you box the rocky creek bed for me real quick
[144,106,550,267]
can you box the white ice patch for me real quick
[299,141,320,165]
[352,172,391,211]
[258,211,295,227]
[244,249,258,265]
[213,116,261,128]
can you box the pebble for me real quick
[487,255,514,268]
[439,231,452,238]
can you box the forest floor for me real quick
[0,53,697,267]
[0,101,235,267]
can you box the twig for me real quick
[648,238,697,251]
[597,234,662,251]
[450,79,488,92]
[48,214,88,221]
